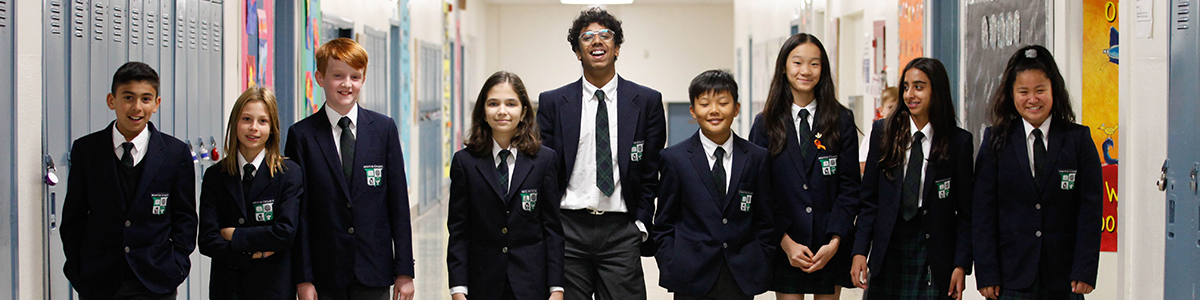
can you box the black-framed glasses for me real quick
[579,29,615,43]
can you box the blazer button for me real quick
[923,209,928,215]
[348,227,355,234]
[238,218,245,224]
[502,247,508,253]
[722,218,728,224]
[722,243,728,249]
[347,202,353,209]
[125,220,131,227]
[803,184,809,190]
[1035,204,1042,210]
[925,234,931,239]
[1035,231,1042,237]
[124,246,130,253]
[501,227,508,234]
[805,207,812,213]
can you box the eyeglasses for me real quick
[579,29,615,43]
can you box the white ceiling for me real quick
[482,0,732,4]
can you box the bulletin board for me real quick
[1083,0,1120,252]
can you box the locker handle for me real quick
[43,154,58,186]
[1159,159,1170,191]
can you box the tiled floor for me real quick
[410,198,865,300]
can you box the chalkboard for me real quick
[962,0,1051,148]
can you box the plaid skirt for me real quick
[865,214,948,300]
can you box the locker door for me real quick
[1165,0,1200,297]
[173,0,187,146]
[361,26,387,114]
[89,0,110,130]
[417,42,442,214]
[127,0,142,62]
[42,0,74,297]
[0,0,14,297]
[158,0,174,134]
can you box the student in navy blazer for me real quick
[747,33,860,299]
[199,86,304,300]
[286,38,415,300]
[447,71,565,300]
[654,70,774,300]
[536,7,665,300]
[60,62,197,299]
[851,58,973,300]
[973,45,1101,300]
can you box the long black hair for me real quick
[761,33,850,156]
[986,45,1075,153]
[878,58,957,177]
[463,71,542,156]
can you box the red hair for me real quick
[315,38,369,74]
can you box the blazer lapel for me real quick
[561,79,584,174]
[102,125,129,212]
[921,158,940,205]
[349,109,378,195]
[686,134,721,209]
[133,124,165,204]
[225,171,248,219]
[508,151,535,201]
[313,107,353,200]
[782,119,809,180]
[1010,124,1037,192]
[724,137,751,211]
[616,76,641,180]
[247,166,274,202]
[802,112,820,173]
[1040,120,1068,196]
[474,152,508,201]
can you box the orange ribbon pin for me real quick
[814,139,827,150]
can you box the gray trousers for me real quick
[562,209,647,300]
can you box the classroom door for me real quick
[1165,0,1200,297]
[667,103,698,147]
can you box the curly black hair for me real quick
[567,7,624,54]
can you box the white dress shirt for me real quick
[237,148,266,178]
[324,103,359,160]
[561,75,625,213]
[1023,117,1052,178]
[698,130,733,191]
[111,123,151,166]
[902,117,933,207]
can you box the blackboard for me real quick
[962,0,1051,148]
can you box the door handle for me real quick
[45,154,60,230]
[1158,159,1170,191]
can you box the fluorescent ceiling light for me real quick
[561,0,633,4]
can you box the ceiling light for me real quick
[561,0,633,4]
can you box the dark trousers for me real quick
[317,278,390,300]
[561,209,647,300]
[673,264,752,300]
[80,279,176,300]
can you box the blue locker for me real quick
[159,0,174,135]
[1166,0,1200,297]
[128,0,142,62]
[0,0,13,297]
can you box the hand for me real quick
[850,254,869,289]
[297,282,318,300]
[1071,281,1094,294]
[978,286,1000,299]
[251,251,275,259]
[548,290,563,300]
[451,293,467,300]
[948,267,966,300]
[803,235,840,273]
[393,275,415,300]
[780,234,814,269]
[220,228,235,241]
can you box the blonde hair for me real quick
[220,86,287,177]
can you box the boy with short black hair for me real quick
[60,61,198,300]
[652,70,775,300]
[286,37,415,300]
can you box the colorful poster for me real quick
[301,0,322,117]
[239,0,274,90]
[1083,0,1120,252]
[898,0,924,70]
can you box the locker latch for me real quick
[1158,159,1169,191]
[1189,163,1198,193]
[44,154,59,186]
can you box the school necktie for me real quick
[243,163,255,196]
[797,109,812,159]
[902,131,925,221]
[1033,128,1047,190]
[595,89,615,197]
[498,150,511,197]
[713,147,727,199]
[121,142,135,169]
[338,116,355,182]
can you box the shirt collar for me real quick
[582,74,619,103]
[698,130,733,159]
[492,139,517,163]
[909,116,934,141]
[1022,117,1052,140]
[111,122,151,154]
[790,100,818,120]
[237,148,267,175]
[325,103,360,129]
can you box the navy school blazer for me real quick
[59,122,198,297]
[198,159,304,300]
[536,76,666,256]
[284,106,414,292]
[748,109,860,249]
[653,132,775,296]
[446,146,564,300]
[853,120,974,290]
[972,118,1102,292]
